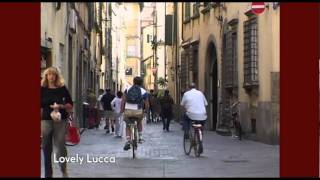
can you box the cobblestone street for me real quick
[41,119,279,178]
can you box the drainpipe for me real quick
[164,2,167,88]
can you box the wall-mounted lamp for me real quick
[273,2,279,10]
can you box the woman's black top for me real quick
[41,86,73,121]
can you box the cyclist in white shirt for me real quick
[181,83,208,120]
[181,82,208,140]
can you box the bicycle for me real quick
[183,120,204,157]
[230,101,242,140]
[127,117,139,159]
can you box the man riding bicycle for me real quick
[180,82,208,154]
[121,76,149,151]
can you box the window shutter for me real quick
[225,30,233,88]
[165,15,173,45]
[180,50,188,91]
[243,17,259,87]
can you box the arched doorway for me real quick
[205,41,218,131]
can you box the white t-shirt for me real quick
[124,85,148,110]
[180,88,208,121]
[97,94,104,110]
[111,97,122,114]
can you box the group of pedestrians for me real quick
[98,88,123,137]
[41,66,208,178]
[147,89,174,131]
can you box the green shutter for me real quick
[165,15,173,45]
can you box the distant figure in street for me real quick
[159,90,174,131]
[41,67,73,178]
[111,91,123,137]
[86,88,98,129]
[97,89,105,128]
[181,82,208,154]
[147,89,156,123]
[101,88,116,134]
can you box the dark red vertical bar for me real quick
[0,3,40,177]
[280,3,319,177]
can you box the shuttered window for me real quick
[224,24,238,89]
[243,17,259,87]
[180,50,188,92]
[165,15,173,45]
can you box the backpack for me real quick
[126,85,142,104]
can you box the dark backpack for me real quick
[126,85,142,104]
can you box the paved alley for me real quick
[41,118,279,178]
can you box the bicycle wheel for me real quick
[131,125,136,159]
[183,129,192,155]
[194,130,202,157]
[134,126,138,149]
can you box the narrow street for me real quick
[41,119,279,178]
[40,2,281,178]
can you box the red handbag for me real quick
[65,113,80,146]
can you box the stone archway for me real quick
[205,37,218,131]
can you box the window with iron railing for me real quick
[243,17,259,87]
[224,25,238,89]
[180,50,189,92]
[189,45,199,87]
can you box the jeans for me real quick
[183,113,191,133]
[162,117,171,130]
[114,112,122,136]
[147,106,155,122]
[41,120,68,178]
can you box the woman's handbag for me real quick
[65,113,80,146]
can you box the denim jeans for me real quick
[114,112,122,136]
[182,113,191,133]
[41,119,68,178]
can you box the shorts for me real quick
[98,110,106,118]
[123,109,143,123]
[191,120,206,126]
[184,114,206,131]
[105,110,114,119]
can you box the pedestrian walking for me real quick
[41,67,73,178]
[151,91,161,123]
[86,88,98,129]
[97,89,105,128]
[111,91,123,137]
[101,88,115,134]
[159,90,174,131]
[147,90,157,123]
